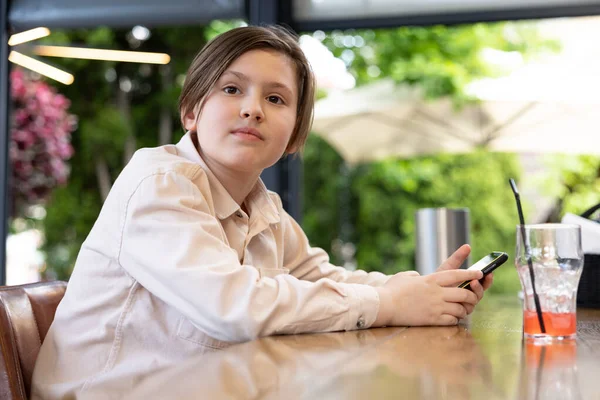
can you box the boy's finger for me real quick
[482,273,494,290]
[469,279,485,300]
[463,302,475,315]
[439,314,459,326]
[442,287,478,305]
[443,302,468,319]
[436,244,471,272]
[433,269,483,286]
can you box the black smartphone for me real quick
[458,251,508,289]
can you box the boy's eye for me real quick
[267,95,284,105]
[223,86,240,95]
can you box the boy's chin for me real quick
[222,156,274,175]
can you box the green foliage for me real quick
[301,134,346,265]
[350,152,522,294]
[79,107,130,166]
[536,155,600,220]
[303,149,523,294]
[558,156,600,216]
[320,22,559,105]
[303,22,559,294]
[204,20,248,41]
[42,186,102,277]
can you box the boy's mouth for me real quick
[231,127,264,140]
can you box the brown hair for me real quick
[179,25,315,154]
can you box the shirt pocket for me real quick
[257,267,289,279]
[176,317,232,351]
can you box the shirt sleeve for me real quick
[281,209,390,287]
[117,170,380,342]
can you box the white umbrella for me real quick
[312,78,600,164]
[312,17,600,164]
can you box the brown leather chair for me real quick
[0,281,67,400]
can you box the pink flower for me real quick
[9,68,77,216]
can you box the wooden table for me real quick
[119,296,600,399]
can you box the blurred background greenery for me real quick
[9,19,600,295]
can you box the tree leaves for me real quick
[302,22,560,293]
[320,22,559,105]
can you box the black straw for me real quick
[509,178,546,334]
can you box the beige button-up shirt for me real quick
[31,132,388,399]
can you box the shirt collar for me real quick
[175,131,280,224]
[245,178,280,225]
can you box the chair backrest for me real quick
[0,281,67,400]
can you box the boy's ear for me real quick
[182,109,197,132]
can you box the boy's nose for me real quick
[240,98,264,122]
[242,111,263,122]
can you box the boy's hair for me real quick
[179,25,315,154]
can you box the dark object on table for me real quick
[578,203,600,309]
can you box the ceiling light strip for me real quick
[8,51,74,85]
[8,27,51,46]
[33,45,171,65]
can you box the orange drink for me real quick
[523,310,576,337]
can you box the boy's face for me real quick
[183,49,298,178]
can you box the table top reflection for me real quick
[94,296,600,400]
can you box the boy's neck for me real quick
[211,165,260,208]
[193,140,260,209]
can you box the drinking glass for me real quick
[516,224,584,341]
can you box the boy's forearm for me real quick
[296,260,390,286]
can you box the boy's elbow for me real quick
[208,317,264,343]
[197,292,277,342]
[233,320,265,342]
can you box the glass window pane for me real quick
[294,0,599,22]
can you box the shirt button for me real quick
[356,317,366,329]
[235,211,243,218]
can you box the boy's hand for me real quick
[374,244,486,327]
[436,244,494,314]
[374,268,483,327]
